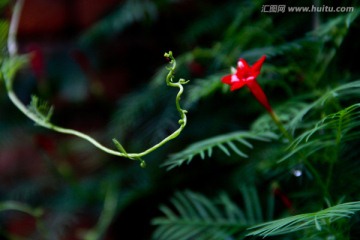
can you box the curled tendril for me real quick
[112,51,189,164]
[164,51,189,124]
[2,50,189,167]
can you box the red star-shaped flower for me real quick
[222,55,272,113]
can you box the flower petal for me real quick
[246,80,272,113]
[221,74,233,84]
[237,59,249,70]
[251,55,266,74]
[230,81,246,91]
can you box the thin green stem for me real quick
[0,201,48,237]
[268,110,293,142]
[4,51,188,166]
[268,109,329,198]
[0,201,43,217]
[84,185,118,240]
[7,89,124,156]
[8,0,24,57]
[112,51,189,160]
[4,1,189,165]
[325,110,343,200]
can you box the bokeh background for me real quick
[1,0,360,239]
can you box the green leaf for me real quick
[184,73,224,108]
[247,201,360,237]
[281,103,360,163]
[162,131,278,170]
[152,186,274,240]
[80,0,157,46]
[1,55,29,89]
[152,190,248,240]
[288,80,360,132]
[0,20,9,55]
[28,95,54,123]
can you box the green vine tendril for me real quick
[2,52,188,168]
[1,0,189,167]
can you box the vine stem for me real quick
[84,185,118,240]
[5,0,189,165]
[8,0,24,57]
[5,54,188,161]
[7,88,124,156]
[268,110,293,142]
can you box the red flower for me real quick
[222,55,272,113]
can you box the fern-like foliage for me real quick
[312,9,359,46]
[180,1,261,48]
[181,9,359,111]
[281,103,360,162]
[288,80,360,132]
[247,201,360,238]
[80,0,158,46]
[251,101,310,133]
[28,95,54,123]
[300,103,360,143]
[110,88,177,145]
[162,131,278,170]
[152,186,270,240]
[184,73,225,108]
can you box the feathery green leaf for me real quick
[281,103,360,163]
[152,190,249,240]
[162,131,278,170]
[247,201,360,237]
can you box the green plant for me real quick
[1,0,360,239]
[1,0,189,168]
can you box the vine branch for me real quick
[2,0,189,167]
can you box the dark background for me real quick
[1,0,360,239]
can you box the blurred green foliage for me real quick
[1,0,360,239]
